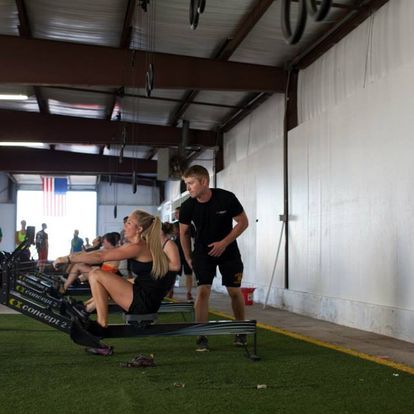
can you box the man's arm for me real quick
[179,223,193,269]
[208,211,249,257]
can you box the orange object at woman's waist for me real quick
[100,263,119,273]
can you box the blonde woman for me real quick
[54,210,179,353]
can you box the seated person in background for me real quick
[53,210,181,353]
[84,236,102,252]
[83,237,92,250]
[162,222,179,299]
[61,232,120,292]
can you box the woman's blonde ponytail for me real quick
[134,210,169,278]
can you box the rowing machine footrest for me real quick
[123,312,158,326]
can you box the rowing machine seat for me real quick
[123,312,158,326]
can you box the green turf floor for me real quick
[0,314,413,414]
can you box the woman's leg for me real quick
[63,263,92,290]
[88,269,134,327]
[83,297,96,313]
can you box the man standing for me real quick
[35,223,48,272]
[70,229,84,253]
[179,165,249,351]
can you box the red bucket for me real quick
[241,287,255,306]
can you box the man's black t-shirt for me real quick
[179,188,244,259]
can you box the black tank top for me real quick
[127,259,176,313]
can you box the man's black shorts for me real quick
[192,254,243,287]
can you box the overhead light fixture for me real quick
[0,142,45,148]
[0,94,29,100]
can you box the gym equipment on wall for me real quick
[306,0,332,22]
[281,0,332,45]
[145,63,154,97]
[189,0,206,30]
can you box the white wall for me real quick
[289,56,414,343]
[217,94,286,303]
[97,181,159,236]
[288,0,414,342]
[0,203,16,252]
[218,0,414,343]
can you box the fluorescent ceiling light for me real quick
[0,94,29,100]
[0,142,45,148]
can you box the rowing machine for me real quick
[12,269,195,320]
[1,243,259,360]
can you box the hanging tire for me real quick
[119,146,124,164]
[132,172,137,194]
[189,0,199,30]
[305,0,332,22]
[145,63,154,98]
[281,0,307,45]
[197,0,206,14]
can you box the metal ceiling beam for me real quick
[217,0,275,61]
[47,85,244,109]
[0,109,216,147]
[0,35,287,92]
[0,147,157,175]
[220,93,272,133]
[15,0,49,115]
[106,0,137,122]
[119,0,136,49]
[169,0,275,126]
[15,0,31,37]
[100,174,156,187]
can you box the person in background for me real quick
[120,216,129,245]
[83,237,92,250]
[179,165,249,352]
[84,236,102,252]
[15,219,30,261]
[162,222,181,299]
[35,223,48,272]
[16,220,27,246]
[70,230,84,254]
[0,226,2,243]
[173,207,194,301]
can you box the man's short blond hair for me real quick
[182,165,210,183]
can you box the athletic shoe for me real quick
[233,334,247,347]
[85,346,113,356]
[195,335,209,352]
[186,292,193,301]
[85,320,106,338]
[120,353,155,368]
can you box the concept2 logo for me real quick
[8,298,69,329]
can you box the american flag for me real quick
[42,177,68,216]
